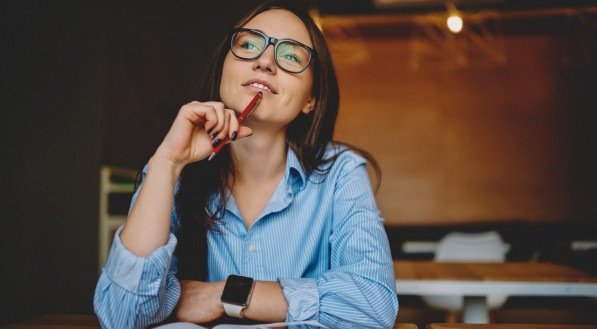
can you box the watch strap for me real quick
[223,302,245,318]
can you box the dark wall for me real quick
[2,1,106,323]
[1,0,260,324]
[101,1,258,169]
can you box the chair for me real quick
[422,231,510,312]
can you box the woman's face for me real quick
[220,9,315,130]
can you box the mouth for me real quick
[242,79,278,94]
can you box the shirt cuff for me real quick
[278,277,319,322]
[103,225,178,295]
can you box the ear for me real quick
[301,96,316,114]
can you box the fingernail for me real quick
[207,127,214,135]
[212,138,222,147]
[231,131,238,141]
[210,133,217,140]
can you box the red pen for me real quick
[208,91,263,161]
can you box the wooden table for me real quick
[395,261,597,323]
[0,314,418,329]
[428,324,597,329]
[395,324,418,329]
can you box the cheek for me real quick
[298,69,314,101]
[295,74,314,105]
[278,82,313,116]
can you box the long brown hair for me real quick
[174,0,380,280]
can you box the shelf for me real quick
[98,166,137,270]
[104,182,136,193]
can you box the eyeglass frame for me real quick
[229,28,315,74]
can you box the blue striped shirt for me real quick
[94,145,398,329]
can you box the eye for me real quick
[277,43,306,65]
[281,53,302,64]
[233,31,264,54]
[240,40,259,51]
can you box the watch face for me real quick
[221,275,254,305]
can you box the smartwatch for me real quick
[221,274,255,318]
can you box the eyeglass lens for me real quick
[232,30,311,73]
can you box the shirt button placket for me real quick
[244,234,261,276]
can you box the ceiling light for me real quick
[447,13,463,33]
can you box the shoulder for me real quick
[320,143,368,179]
[324,143,367,167]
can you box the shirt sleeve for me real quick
[94,227,180,329]
[93,165,182,329]
[279,154,399,329]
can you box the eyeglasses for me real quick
[230,28,314,74]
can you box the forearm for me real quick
[317,272,398,328]
[243,281,288,322]
[95,229,181,329]
[176,280,287,324]
[121,152,184,257]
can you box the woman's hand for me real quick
[176,280,226,323]
[154,101,253,168]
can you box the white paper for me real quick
[153,323,207,329]
[154,320,328,329]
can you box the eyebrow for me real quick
[241,27,313,47]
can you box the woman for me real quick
[94,1,398,328]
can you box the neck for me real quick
[230,130,287,184]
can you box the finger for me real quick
[181,102,217,131]
[201,107,218,134]
[179,102,206,126]
[226,109,240,141]
[203,102,225,137]
[222,110,231,138]
[213,111,232,148]
[211,112,230,147]
[237,126,253,139]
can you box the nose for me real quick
[252,44,277,74]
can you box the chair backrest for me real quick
[434,231,509,262]
[423,230,511,312]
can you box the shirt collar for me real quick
[285,146,307,195]
[207,146,307,217]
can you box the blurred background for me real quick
[1,0,596,326]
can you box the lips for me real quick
[242,79,278,94]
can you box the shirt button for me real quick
[248,244,257,252]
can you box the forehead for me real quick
[241,9,312,47]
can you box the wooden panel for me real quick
[324,16,597,225]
